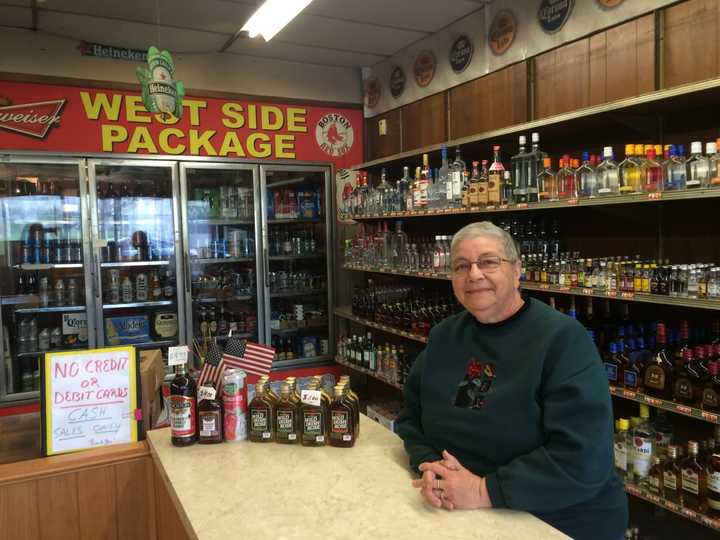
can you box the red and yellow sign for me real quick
[0,81,363,168]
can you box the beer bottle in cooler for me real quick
[170,363,197,447]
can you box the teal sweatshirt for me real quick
[395,297,628,540]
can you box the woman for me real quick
[396,221,627,540]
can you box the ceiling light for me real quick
[241,0,313,42]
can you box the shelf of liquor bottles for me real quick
[335,307,428,344]
[610,386,720,425]
[341,265,720,312]
[341,188,720,221]
[623,483,720,532]
[335,355,403,391]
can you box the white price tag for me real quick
[198,386,217,402]
[168,345,189,366]
[301,389,321,407]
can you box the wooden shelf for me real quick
[624,483,720,531]
[342,265,720,312]
[334,307,428,344]
[334,355,403,391]
[609,386,720,425]
[340,188,720,221]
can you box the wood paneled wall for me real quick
[664,0,720,88]
[449,62,527,140]
[365,109,401,161]
[0,442,190,540]
[401,93,446,152]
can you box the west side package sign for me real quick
[0,81,363,168]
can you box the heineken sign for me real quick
[79,42,148,62]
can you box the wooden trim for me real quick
[149,445,198,540]
[0,441,150,486]
[0,72,363,110]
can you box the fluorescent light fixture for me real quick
[241,0,313,42]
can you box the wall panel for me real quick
[401,93,446,152]
[365,109,402,161]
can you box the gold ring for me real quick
[435,479,440,490]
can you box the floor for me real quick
[0,412,41,464]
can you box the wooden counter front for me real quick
[148,415,569,540]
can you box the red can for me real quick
[222,368,247,441]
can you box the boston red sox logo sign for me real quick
[315,113,354,157]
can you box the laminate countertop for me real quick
[147,415,568,540]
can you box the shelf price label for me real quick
[498,204,509,210]
[581,288,593,295]
[620,292,635,299]
[567,198,579,205]
[702,411,719,423]
[168,345,189,366]
[515,203,528,209]
[648,192,663,200]
[675,405,692,414]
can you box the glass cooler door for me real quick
[180,163,264,364]
[259,165,333,369]
[0,157,95,402]
[88,159,185,351]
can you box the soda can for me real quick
[222,368,247,441]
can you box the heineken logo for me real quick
[0,99,66,139]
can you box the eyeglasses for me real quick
[452,256,514,276]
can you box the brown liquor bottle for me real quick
[339,375,360,437]
[248,382,274,443]
[647,456,664,497]
[300,382,327,446]
[702,362,720,412]
[662,445,682,503]
[170,364,197,447]
[709,432,720,517]
[198,383,223,444]
[673,349,696,405]
[329,385,356,448]
[275,383,299,444]
[681,441,707,512]
[642,323,674,400]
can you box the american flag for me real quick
[223,337,275,377]
[197,341,225,389]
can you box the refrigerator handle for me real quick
[263,244,270,293]
[95,259,102,300]
[184,249,191,294]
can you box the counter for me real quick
[147,415,569,540]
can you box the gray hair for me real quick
[450,221,520,263]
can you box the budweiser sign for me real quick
[0,99,65,139]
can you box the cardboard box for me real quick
[139,349,166,433]
[366,401,402,433]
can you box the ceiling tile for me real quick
[227,37,386,67]
[273,14,426,56]
[0,6,32,28]
[305,0,482,32]
[39,11,228,52]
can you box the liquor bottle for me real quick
[642,148,663,194]
[170,363,197,447]
[576,152,598,198]
[681,440,707,511]
[437,145,452,209]
[338,375,360,437]
[537,157,557,201]
[450,147,466,209]
[417,154,431,209]
[664,145,687,191]
[163,270,175,299]
[702,361,720,412]
[708,440,720,516]
[710,139,720,187]
[557,156,575,199]
[511,136,528,203]
[674,348,697,405]
[596,146,619,196]
[329,384,356,448]
[631,404,655,485]
[663,445,682,503]
[523,132,544,204]
[604,342,624,386]
[686,141,709,188]
[466,161,481,208]
[248,382,274,442]
[653,411,674,457]
[647,456,664,497]
[614,418,630,479]
[198,383,223,444]
[375,168,393,214]
[489,145,506,205]
[120,275,133,303]
[301,381,327,446]
[619,145,641,194]
[275,383,299,444]
[643,323,674,399]
[478,160,489,206]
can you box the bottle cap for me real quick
[647,148,656,159]
[472,160,479,167]
[691,141,702,154]
[255,382,265,394]
[334,385,344,397]
[635,144,645,155]
[707,142,717,155]
[603,146,613,158]
[683,348,692,361]
[582,151,590,162]
[710,361,719,376]
[531,132,540,143]
[618,418,629,431]
[625,144,634,154]
[518,135,526,144]
[688,440,699,454]
[493,145,501,151]
[654,145,662,155]
[667,445,678,459]
[543,157,551,168]
[608,342,617,353]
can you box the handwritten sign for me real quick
[42,346,139,456]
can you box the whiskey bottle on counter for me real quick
[170,364,197,447]
[249,382,274,443]
[301,381,327,447]
[198,383,223,444]
[339,375,360,437]
[681,441,706,512]
[329,385,356,448]
[275,383,299,444]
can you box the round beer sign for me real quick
[488,10,517,56]
[389,66,406,98]
[449,35,474,73]
[538,0,574,34]
[413,50,436,88]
